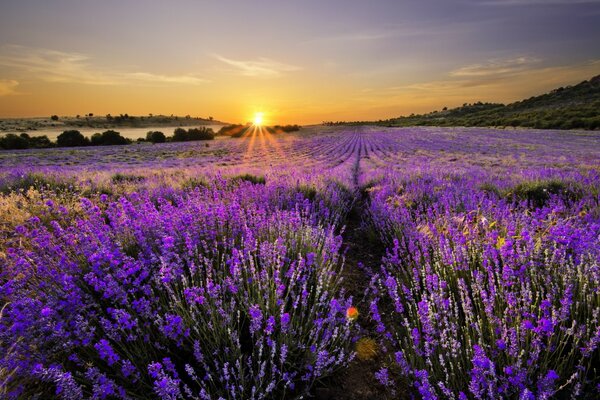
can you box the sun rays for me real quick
[241,124,285,164]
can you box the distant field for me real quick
[1,126,599,399]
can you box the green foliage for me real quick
[90,130,130,146]
[172,127,214,141]
[480,179,583,208]
[181,177,210,190]
[111,173,146,184]
[217,124,248,137]
[0,134,30,150]
[0,173,74,194]
[231,174,266,185]
[26,134,54,148]
[507,179,582,208]
[297,184,318,201]
[273,124,301,133]
[370,75,600,130]
[479,182,503,198]
[146,130,166,143]
[56,130,90,147]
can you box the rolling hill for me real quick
[378,75,600,130]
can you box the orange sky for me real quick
[0,1,599,124]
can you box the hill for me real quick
[372,75,600,130]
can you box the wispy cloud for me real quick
[304,24,445,46]
[477,0,600,5]
[389,59,600,98]
[449,56,541,77]
[214,55,301,77]
[0,45,210,85]
[126,72,208,85]
[0,79,18,96]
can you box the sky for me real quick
[0,0,599,124]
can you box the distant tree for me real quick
[91,133,103,146]
[171,127,214,141]
[88,113,94,117]
[173,127,188,141]
[0,133,29,150]
[91,130,129,146]
[186,127,214,140]
[208,116,213,121]
[106,114,113,121]
[76,114,80,119]
[28,135,53,148]
[50,115,59,121]
[146,131,166,144]
[57,130,89,147]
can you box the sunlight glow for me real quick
[253,112,264,126]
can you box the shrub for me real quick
[172,127,214,142]
[507,179,582,208]
[57,130,89,147]
[217,124,247,137]
[0,134,29,150]
[27,135,54,149]
[146,131,166,144]
[90,130,129,146]
[111,173,145,184]
[0,172,74,194]
[230,173,266,185]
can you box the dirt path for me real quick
[313,129,392,399]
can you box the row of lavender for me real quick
[365,166,600,398]
[0,174,357,399]
[1,126,600,399]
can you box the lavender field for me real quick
[1,126,599,399]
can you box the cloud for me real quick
[387,59,600,101]
[303,24,449,46]
[214,55,301,77]
[125,72,209,85]
[449,56,541,77]
[477,0,600,5]
[0,45,209,86]
[0,79,18,96]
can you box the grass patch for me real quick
[507,179,583,208]
[110,173,146,184]
[182,177,210,190]
[231,174,266,185]
[0,173,75,195]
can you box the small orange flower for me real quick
[346,306,359,321]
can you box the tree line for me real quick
[0,127,216,150]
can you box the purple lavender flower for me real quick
[94,339,120,366]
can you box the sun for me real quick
[253,112,264,126]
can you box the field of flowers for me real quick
[1,126,599,399]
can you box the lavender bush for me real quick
[367,172,600,398]
[0,179,356,399]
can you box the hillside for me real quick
[378,75,600,130]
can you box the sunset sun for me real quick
[253,112,264,126]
